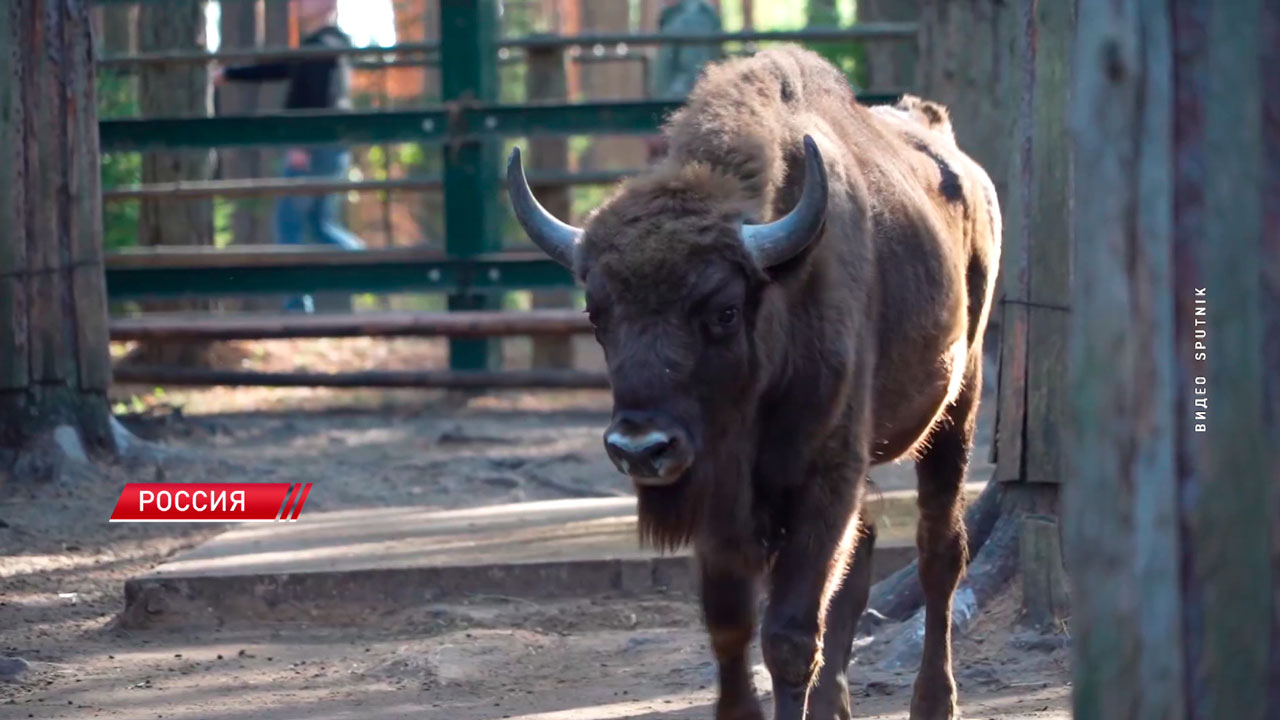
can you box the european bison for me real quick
[508,46,1000,720]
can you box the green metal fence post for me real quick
[440,0,502,371]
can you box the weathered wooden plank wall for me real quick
[1021,0,1073,487]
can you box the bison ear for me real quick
[507,147,582,270]
[740,135,828,268]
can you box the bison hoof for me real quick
[715,696,764,720]
[908,708,960,720]
[806,674,852,720]
[909,673,959,720]
[805,699,852,720]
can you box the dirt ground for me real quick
[1,339,1069,719]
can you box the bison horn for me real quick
[742,135,829,268]
[507,147,581,270]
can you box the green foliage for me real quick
[213,197,236,248]
[808,40,869,89]
[98,70,142,251]
[805,0,869,89]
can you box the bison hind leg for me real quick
[908,355,982,720]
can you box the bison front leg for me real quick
[809,518,876,719]
[698,553,765,720]
[760,467,866,720]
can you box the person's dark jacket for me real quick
[223,26,352,110]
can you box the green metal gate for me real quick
[94,0,914,374]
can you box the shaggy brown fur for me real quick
[563,46,999,720]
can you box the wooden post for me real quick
[1022,0,1073,488]
[133,0,216,366]
[218,0,274,249]
[857,0,917,92]
[525,42,575,370]
[98,1,137,56]
[806,0,838,27]
[993,0,1032,481]
[1068,0,1275,717]
[1018,514,1070,630]
[0,0,116,462]
[137,2,214,252]
[578,0,647,171]
[991,0,1072,495]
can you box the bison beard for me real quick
[635,415,764,573]
[635,474,700,553]
[508,45,1000,720]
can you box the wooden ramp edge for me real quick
[120,489,981,629]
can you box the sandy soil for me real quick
[1,340,1066,719]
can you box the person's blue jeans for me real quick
[276,147,365,312]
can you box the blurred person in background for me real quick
[645,0,722,161]
[214,0,364,312]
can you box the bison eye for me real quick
[704,305,740,342]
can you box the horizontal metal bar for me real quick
[103,46,639,74]
[94,0,271,4]
[104,176,440,201]
[96,26,915,67]
[98,42,438,68]
[105,250,575,299]
[99,100,680,151]
[101,169,636,201]
[113,366,610,390]
[99,95,901,151]
[109,309,591,341]
[106,245,448,270]
[503,25,919,48]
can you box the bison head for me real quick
[508,136,828,501]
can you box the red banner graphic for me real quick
[109,483,314,523]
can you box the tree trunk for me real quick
[218,0,286,313]
[526,44,575,370]
[134,0,215,366]
[218,0,273,249]
[857,0,917,92]
[0,0,118,474]
[138,2,213,250]
[806,0,838,27]
[1068,0,1276,717]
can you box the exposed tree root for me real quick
[1,417,171,487]
[859,476,1007,633]
[875,510,1022,670]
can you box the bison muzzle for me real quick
[509,45,1001,720]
